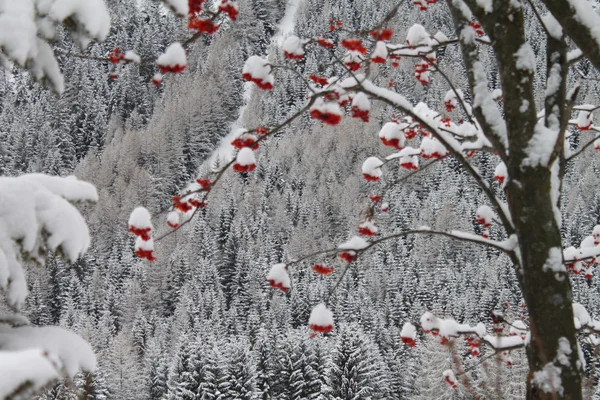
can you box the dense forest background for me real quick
[1,0,600,398]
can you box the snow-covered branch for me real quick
[541,0,600,73]
[0,174,98,397]
[0,0,110,93]
[447,1,509,161]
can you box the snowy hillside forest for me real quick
[3,0,600,398]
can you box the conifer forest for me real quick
[3,0,600,399]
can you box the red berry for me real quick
[312,264,335,275]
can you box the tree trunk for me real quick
[507,165,582,400]
[447,0,584,397]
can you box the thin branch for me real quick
[566,134,597,162]
[365,229,514,254]
[422,55,476,125]
[325,262,352,304]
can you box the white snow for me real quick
[443,369,457,386]
[352,92,371,111]
[580,235,595,249]
[593,225,600,241]
[420,137,447,158]
[282,35,305,59]
[157,42,187,69]
[343,50,365,67]
[401,322,417,340]
[20,174,98,202]
[556,337,571,367]
[166,211,180,227]
[509,320,528,337]
[433,31,449,43]
[550,160,561,226]
[444,89,459,109]
[360,80,418,116]
[48,0,110,46]
[338,236,369,251]
[310,98,342,120]
[266,263,290,290]
[0,349,61,399]
[573,303,591,328]
[128,207,153,230]
[531,363,563,396]
[397,147,421,157]
[371,41,388,62]
[475,0,493,13]
[358,220,378,235]
[542,13,563,39]
[521,122,558,168]
[309,303,334,328]
[135,236,154,252]
[494,162,507,183]
[399,154,419,170]
[476,205,495,226]
[567,49,583,63]
[575,110,593,129]
[0,175,97,309]
[543,247,566,273]
[235,147,256,166]
[379,122,405,147]
[469,61,508,151]
[483,335,525,349]
[124,50,141,64]
[362,157,384,179]
[420,312,486,338]
[449,230,517,251]
[565,0,600,54]
[274,0,301,45]
[406,24,430,46]
[0,324,96,377]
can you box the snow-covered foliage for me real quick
[0,0,110,93]
[0,175,97,397]
[0,175,97,308]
